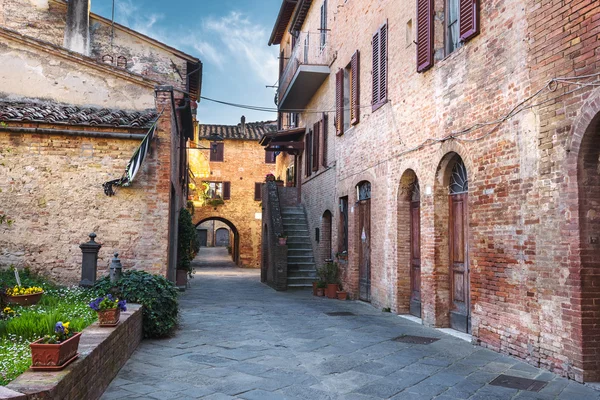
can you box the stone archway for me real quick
[397,169,420,316]
[196,217,240,265]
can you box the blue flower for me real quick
[54,322,64,334]
[107,294,114,301]
[118,299,127,312]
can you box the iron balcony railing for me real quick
[278,31,332,106]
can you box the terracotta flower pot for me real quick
[316,288,325,296]
[326,284,338,299]
[7,291,44,306]
[97,308,121,327]
[30,332,81,371]
[337,291,348,301]
[176,269,188,286]
[312,281,318,296]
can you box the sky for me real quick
[91,0,281,125]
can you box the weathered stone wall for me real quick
[4,304,143,400]
[276,0,600,382]
[192,138,275,268]
[0,32,173,283]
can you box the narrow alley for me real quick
[100,248,599,400]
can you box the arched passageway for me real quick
[196,217,240,265]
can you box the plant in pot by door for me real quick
[336,284,348,301]
[265,173,275,182]
[317,261,339,299]
[277,232,288,246]
[316,281,327,296]
[89,294,127,327]
[4,285,44,306]
[30,321,81,371]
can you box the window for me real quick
[305,131,312,177]
[290,112,299,128]
[321,113,328,167]
[312,122,320,172]
[320,0,328,49]
[336,51,359,135]
[446,0,461,55]
[339,197,349,253]
[254,183,262,201]
[204,181,231,200]
[265,151,277,164]
[372,23,387,111]
[210,142,224,162]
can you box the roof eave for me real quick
[268,0,298,46]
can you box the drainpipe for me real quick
[64,0,91,55]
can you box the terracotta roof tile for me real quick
[0,100,157,128]
[199,120,277,141]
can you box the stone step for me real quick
[287,249,313,257]
[288,270,317,278]
[288,255,314,263]
[287,283,313,289]
[287,277,318,285]
[288,262,316,270]
[287,238,311,245]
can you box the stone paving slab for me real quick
[101,248,600,400]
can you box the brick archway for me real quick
[196,217,240,265]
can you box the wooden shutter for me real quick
[265,150,276,164]
[305,132,312,177]
[222,181,231,200]
[459,0,479,42]
[254,183,262,201]
[210,142,224,162]
[312,122,320,172]
[416,0,434,73]
[351,50,360,125]
[322,113,328,167]
[335,68,344,135]
[372,23,387,111]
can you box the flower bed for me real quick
[0,270,99,385]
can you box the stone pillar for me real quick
[80,233,101,287]
[110,252,123,283]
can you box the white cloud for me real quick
[192,41,225,69]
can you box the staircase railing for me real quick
[261,181,288,290]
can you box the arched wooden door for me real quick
[449,159,470,333]
[410,182,421,317]
[215,228,230,247]
[358,182,371,302]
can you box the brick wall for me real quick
[4,305,143,400]
[192,138,275,268]
[274,0,600,382]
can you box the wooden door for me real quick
[215,228,230,247]
[198,229,208,247]
[358,199,371,302]
[409,200,421,317]
[449,193,470,333]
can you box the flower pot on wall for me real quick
[7,291,44,306]
[97,308,121,327]
[326,284,338,299]
[30,332,81,371]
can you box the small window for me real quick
[210,142,224,162]
[206,182,224,199]
[320,0,328,49]
[254,182,262,201]
[446,0,462,55]
[265,150,277,164]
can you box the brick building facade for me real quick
[266,0,600,383]
[190,118,277,268]
[0,0,201,283]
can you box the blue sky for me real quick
[91,0,281,125]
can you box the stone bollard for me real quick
[80,233,102,288]
[110,252,123,283]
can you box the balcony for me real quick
[278,31,333,111]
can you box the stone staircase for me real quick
[281,206,316,289]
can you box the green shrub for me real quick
[178,208,199,276]
[94,270,178,338]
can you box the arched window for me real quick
[357,181,371,201]
[449,159,468,194]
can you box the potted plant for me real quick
[30,321,81,371]
[4,285,44,306]
[89,294,127,327]
[278,232,288,246]
[312,281,319,296]
[337,284,348,301]
[265,173,275,182]
[317,261,340,299]
[316,281,327,296]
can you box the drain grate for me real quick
[392,335,440,345]
[489,375,548,392]
[325,311,356,316]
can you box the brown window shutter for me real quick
[379,24,387,105]
[254,182,262,201]
[322,113,328,167]
[459,0,480,42]
[416,0,434,73]
[305,132,312,177]
[265,150,276,164]
[223,181,231,200]
[210,142,224,162]
[335,68,344,136]
[372,30,380,108]
[351,50,360,125]
[312,122,319,172]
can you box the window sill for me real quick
[372,100,388,113]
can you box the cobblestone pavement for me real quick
[101,248,600,400]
